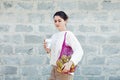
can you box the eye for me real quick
[58,20,61,22]
[54,20,57,23]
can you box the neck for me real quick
[60,27,66,31]
[61,25,67,31]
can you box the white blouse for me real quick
[47,31,84,66]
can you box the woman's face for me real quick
[54,16,67,31]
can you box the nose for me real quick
[55,21,59,26]
[55,21,58,24]
[55,21,59,25]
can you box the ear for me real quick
[65,19,68,24]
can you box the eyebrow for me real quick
[54,19,61,21]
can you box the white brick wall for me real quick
[0,0,120,80]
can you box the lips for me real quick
[56,25,59,27]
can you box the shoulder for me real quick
[51,32,62,39]
[51,33,57,39]
[66,31,75,37]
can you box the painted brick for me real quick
[3,1,13,9]
[83,45,98,54]
[1,66,17,75]
[5,76,20,80]
[41,65,51,75]
[37,1,54,10]
[15,25,33,32]
[24,56,46,65]
[102,45,120,55]
[74,76,85,80]
[107,56,120,65]
[108,35,120,43]
[24,35,42,44]
[21,66,38,76]
[81,67,102,75]
[3,45,13,55]
[100,24,119,33]
[88,35,106,45]
[1,57,20,65]
[78,1,98,10]
[103,66,120,75]
[25,76,42,80]
[79,25,96,32]
[87,76,105,80]
[102,1,120,10]
[15,46,33,55]
[0,25,10,32]
[87,56,105,65]
[109,76,120,80]
[57,1,78,10]
[92,12,108,21]
[16,2,33,10]
[28,13,44,23]
[39,25,57,33]
[11,35,23,44]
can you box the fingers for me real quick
[62,65,65,70]
[62,67,69,73]
[43,39,47,44]
[62,64,69,73]
[43,39,51,53]
[62,62,73,73]
[43,40,47,48]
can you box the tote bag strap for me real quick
[58,32,67,59]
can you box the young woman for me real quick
[43,11,84,80]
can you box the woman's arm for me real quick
[67,31,84,66]
[62,31,84,73]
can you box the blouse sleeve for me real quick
[66,31,84,65]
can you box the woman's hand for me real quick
[62,61,73,73]
[43,39,51,54]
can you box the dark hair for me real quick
[53,11,68,21]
